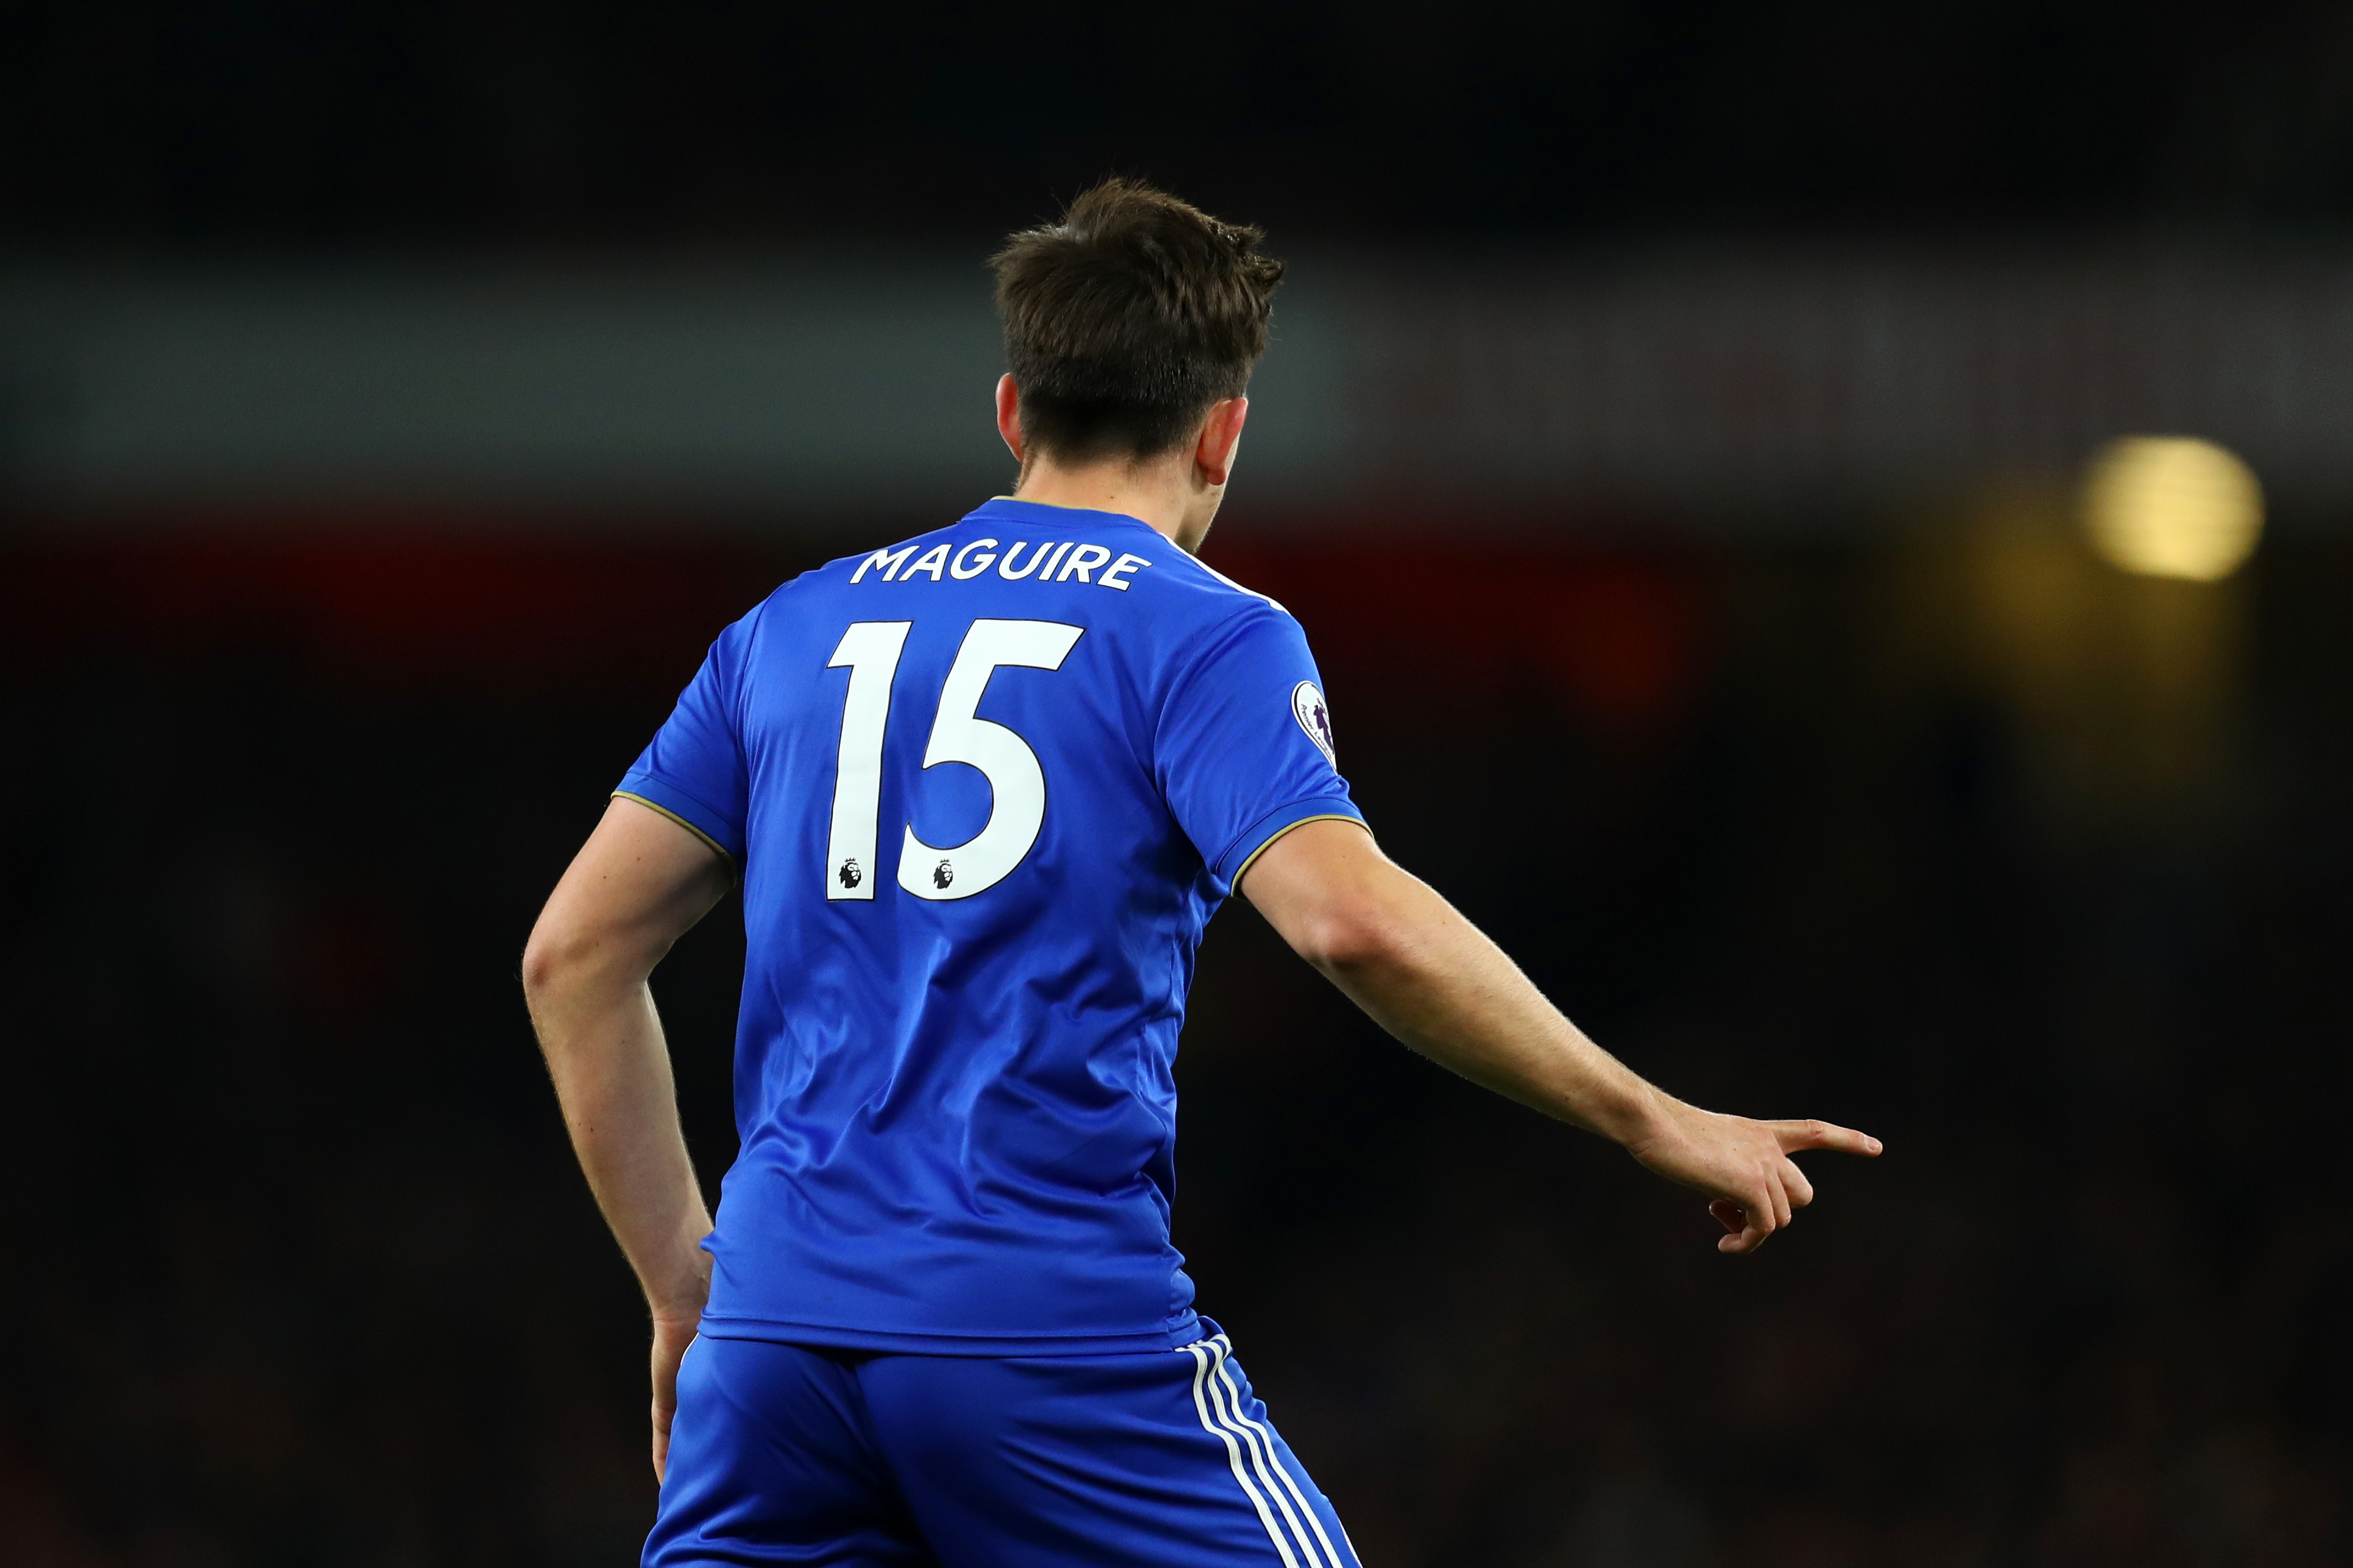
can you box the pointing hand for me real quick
[1628,1103,1882,1253]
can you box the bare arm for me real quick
[1240,819,1879,1253]
[522,795,732,1477]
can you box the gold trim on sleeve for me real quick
[1230,814,1371,888]
[612,791,738,878]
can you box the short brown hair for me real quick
[990,178,1285,465]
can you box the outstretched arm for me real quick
[523,795,733,1479]
[1240,819,1879,1252]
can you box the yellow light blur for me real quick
[2081,437,2263,582]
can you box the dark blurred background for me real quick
[8,4,2353,1566]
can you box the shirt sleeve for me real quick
[614,611,756,865]
[1156,605,1366,892]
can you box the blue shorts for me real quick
[646,1325,1361,1568]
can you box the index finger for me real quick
[1769,1119,1882,1157]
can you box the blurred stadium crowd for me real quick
[13,1,2353,242]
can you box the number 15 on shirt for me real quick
[824,618,1085,904]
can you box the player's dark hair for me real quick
[990,178,1284,465]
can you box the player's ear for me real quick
[1193,397,1248,488]
[995,374,1027,464]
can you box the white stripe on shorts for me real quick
[1211,1335,1346,1568]
[1183,1339,1305,1567]
[1199,1340,1328,1568]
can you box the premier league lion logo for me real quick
[933,859,954,890]
[1291,681,1336,766]
[837,857,862,889]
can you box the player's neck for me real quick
[1011,457,1218,555]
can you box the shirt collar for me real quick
[967,496,1164,535]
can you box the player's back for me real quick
[616,496,1360,1355]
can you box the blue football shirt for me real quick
[616,497,1364,1354]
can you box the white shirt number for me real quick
[823,619,1084,902]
